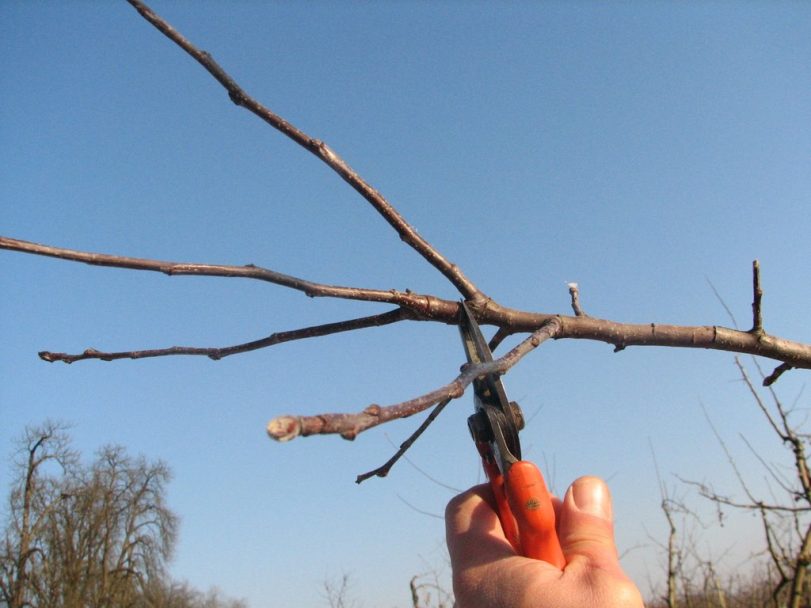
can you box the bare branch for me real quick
[124,0,483,302]
[752,259,764,334]
[698,400,760,505]
[550,313,811,373]
[394,494,444,520]
[1,0,809,489]
[681,479,810,514]
[765,363,794,387]
[567,282,589,317]
[760,502,790,584]
[38,308,412,364]
[267,384,462,443]
[1,236,453,314]
[380,434,462,492]
[355,397,451,484]
[487,327,512,352]
[706,276,739,329]
[736,358,789,442]
[267,318,562,443]
[739,433,796,497]
[5,236,811,373]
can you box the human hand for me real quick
[445,476,643,608]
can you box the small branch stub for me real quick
[567,282,588,317]
[751,259,763,334]
[764,362,794,387]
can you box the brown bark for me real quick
[1,0,810,459]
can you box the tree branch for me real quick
[125,0,483,302]
[38,308,413,364]
[4,236,811,376]
[680,479,811,514]
[487,327,513,352]
[355,397,452,484]
[1,0,810,485]
[567,282,589,317]
[266,318,562,442]
[0,236,457,320]
[752,259,764,334]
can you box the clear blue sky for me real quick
[2,2,810,606]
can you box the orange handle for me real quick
[484,460,521,552]
[504,460,566,569]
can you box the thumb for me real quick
[557,476,625,576]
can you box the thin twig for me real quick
[739,433,795,496]
[736,358,788,441]
[567,282,589,317]
[355,397,452,484]
[752,259,764,334]
[705,276,739,329]
[0,236,457,321]
[125,0,483,302]
[381,434,462,493]
[394,494,443,520]
[680,479,810,514]
[38,309,412,364]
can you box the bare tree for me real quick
[1,422,76,608]
[648,476,710,608]
[322,573,360,608]
[684,359,811,608]
[2,1,810,480]
[646,358,811,608]
[409,571,453,608]
[650,444,683,608]
[1,424,177,608]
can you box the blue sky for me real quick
[2,2,810,606]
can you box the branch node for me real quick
[228,89,246,106]
[363,404,382,417]
[340,429,358,441]
[614,343,626,353]
[450,380,465,398]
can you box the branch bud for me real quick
[266,416,302,442]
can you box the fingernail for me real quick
[571,476,612,521]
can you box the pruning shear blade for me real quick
[457,301,566,568]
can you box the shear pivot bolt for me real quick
[509,401,525,431]
[467,411,492,442]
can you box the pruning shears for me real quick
[458,301,566,568]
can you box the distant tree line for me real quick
[0,422,245,608]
